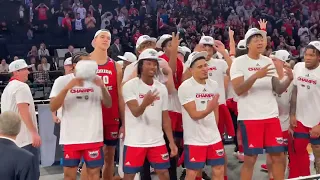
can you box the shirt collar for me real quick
[0,136,16,144]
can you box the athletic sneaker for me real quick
[261,164,268,171]
[233,151,244,163]
[202,171,210,180]
[179,169,186,180]
[77,166,82,174]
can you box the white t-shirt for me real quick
[49,73,103,145]
[77,7,86,19]
[294,62,320,128]
[274,79,293,131]
[122,77,168,147]
[0,80,38,147]
[207,58,228,104]
[75,19,83,30]
[178,77,221,145]
[230,55,279,120]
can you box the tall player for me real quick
[230,28,293,180]
[288,41,320,178]
[260,50,293,179]
[122,48,178,180]
[90,29,124,180]
[49,53,112,180]
[179,51,225,180]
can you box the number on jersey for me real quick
[98,75,109,84]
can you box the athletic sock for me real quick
[238,145,244,153]
[224,175,228,180]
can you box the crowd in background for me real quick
[0,0,319,79]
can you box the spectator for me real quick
[73,13,86,33]
[38,57,50,71]
[85,13,96,29]
[64,45,74,60]
[26,3,34,23]
[0,59,9,73]
[38,43,50,58]
[0,111,38,180]
[35,3,49,23]
[0,21,9,34]
[13,56,19,61]
[76,3,87,20]
[28,56,37,72]
[108,37,124,61]
[27,46,38,58]
[33,65,50,83]
[61,13,72,32]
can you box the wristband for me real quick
[261,28,266,31]
[229,54,235,57]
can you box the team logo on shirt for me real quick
[248,67,262,71]
[297,76,317,85]
[203,88,207,92]
[216,149,224,156]
[110,132,118,138]
[275,137,284,144]
[70,88,94,93]
[85,95,89,100]
[256,63,260,66]
[161,153,169,160]
[208,67,217,71]
[88,150,99,159]
[306,74,310,77]
[195,93,215,99]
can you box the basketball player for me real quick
[288,41,320,178]
[49,53,112,180]
[89,29,124,180]
[259,50,293,179]
[122,48,178,180]
[1,59,41,179]
[178,51,225,180]
[230,28,293,180]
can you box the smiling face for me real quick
[190,58,208,80]
[247,34,264,54]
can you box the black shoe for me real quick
[179,169,186,180]
[77,167,82,174]
[202,171,210,180]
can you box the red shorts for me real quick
[292,121,320,145]
[169,111,183,138]
[103,124,119,146]
[184,141,225,169]
[218,104,235,136]
[123,145,170,174]
[226,98,238,116]
[63,142,104,168]
[239,118,285,155]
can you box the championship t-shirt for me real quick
[294,62,320,128]
[49,73,103,145]
[122,77,168,147]
[230,54,278,120]
[178,77,221,145]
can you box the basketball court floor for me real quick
[39,145,317,180]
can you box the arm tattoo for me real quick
[272,77,291,94]
[290,85,297,116]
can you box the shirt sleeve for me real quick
[49,77,64,98]
[178,83,194,105]
[221,60,228,75]
[15,85,32,104]
[230,59,243,80]
[122,80,136,103]
[162,86,168,111]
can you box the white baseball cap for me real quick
[91,29,112,48]
[270,50,291,62]
[237,39,246,50]
[308,41,320,52]
[178,46,191,56]
[64,57,72,66]
[9,59,32,73]
[244,28,267,43]
[186,51,208,68]
[156,34,172,49]
[75,60,98,81]
[199,36,214,46]
[138,48,161,61]
[136,35,157,49]
[118,52,137,63]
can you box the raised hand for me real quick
[258,19,267,30]
[213,40,226,54]
[254,64,275,79]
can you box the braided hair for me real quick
[71,51,90,64]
